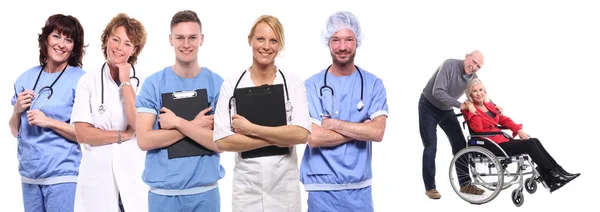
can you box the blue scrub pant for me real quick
[418,94,471,191]
[148,187,220,212]
[22,182,77,212]
[307,186,373,212]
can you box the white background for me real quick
[1,0,598,211]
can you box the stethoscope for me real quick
[98,62,139,114]
[29,64,69,110]
[228,69,292,128]
[319,64,364,117]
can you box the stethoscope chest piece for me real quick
[285,101,293,122]
[357,100,364,111]
[98,104,106,114]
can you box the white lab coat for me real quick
[72,64,148,212]
[214,69,312,212]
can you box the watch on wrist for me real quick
[120,81,132,88]
[118,130,122,144]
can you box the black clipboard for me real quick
[234,84,290,159]
[161,89,214,159]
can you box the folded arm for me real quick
[327,116,387,142]
[215,134,274,152]
[307,123,353,148]
[175,117,221,153]
[251,125,309,146]
[136,113,185,151]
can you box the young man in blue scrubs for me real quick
[299,11,389,212]
[135,10,224,212]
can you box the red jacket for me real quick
[461,102,523,144]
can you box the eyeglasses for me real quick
[470,58,481,70]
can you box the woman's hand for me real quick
[117,63,132,83]
[14,90,34,114]
[517,129,530,140]
[232,114,257,136]
[27,109,52,128]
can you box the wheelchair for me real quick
[448,113,549,207]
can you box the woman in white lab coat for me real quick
[71,13,148,212]
[213,15,312,212]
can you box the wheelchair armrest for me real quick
[470,131,512,139]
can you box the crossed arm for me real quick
[215,114,309,152]
[136,107,221,152]
[308,115,387,148]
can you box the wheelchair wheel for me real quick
[511,189,524,207]
[449,146,504,205]
[524,177,537,194]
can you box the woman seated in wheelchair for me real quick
[460,78,579,193]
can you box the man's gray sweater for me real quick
[422,59,477,111]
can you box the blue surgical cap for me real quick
[322,11,363,47]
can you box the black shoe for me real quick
[548,169,576,193]
[558,166,580,178]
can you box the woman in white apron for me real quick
[71,13,148,212]
[213,15,312,212]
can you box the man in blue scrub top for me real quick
[135,10,225,212]
[300,11,389,212]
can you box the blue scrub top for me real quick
[136,66,225,190]
[300,66,388,189]
[11,65,85,184]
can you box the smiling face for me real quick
[464,52,484,75]
[328,28,357,66]
[105,26,136,66]
[469,82,487,104]
[45,30,74,66]
[250,22,280,67]
[169,21,203,65]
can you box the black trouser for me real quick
[496,138,559,171]
[419,94,470,190]
[118,192,125,212]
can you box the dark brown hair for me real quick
[38,14,85,67]
[170,10,202,31]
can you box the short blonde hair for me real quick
[101,13,147,65]
[465,78,489,102]
[247,15,285,52]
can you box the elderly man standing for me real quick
[419,50,486,199]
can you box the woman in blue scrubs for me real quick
[9,14,86,212]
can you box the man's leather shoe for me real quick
[426,189,441,199]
